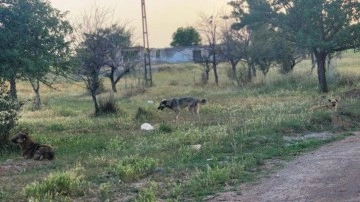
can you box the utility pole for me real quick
[141,0,152,87]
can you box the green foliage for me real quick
[170,26,201,47]
[230,0,360,92]
[0,81,21,150]
[75,24,133,113]
[0,0,73,99]
[23,166,88,200]
[184,164,239,197]
[110,156,157,182]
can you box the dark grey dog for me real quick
[157,96,207,120]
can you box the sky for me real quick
[49,0,232,48]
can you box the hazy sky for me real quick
[49,0,232,48]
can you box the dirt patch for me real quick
[208,131,360,202]
[0,158,53,176]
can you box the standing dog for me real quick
[309,98,339,112]
[157,96,207,120]
[11,132,55,161]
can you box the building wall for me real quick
[149,46,206,64]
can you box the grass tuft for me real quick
[23,165,88,200]
[110,156,157,182]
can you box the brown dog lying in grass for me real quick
[11,132,55,161]
[309,98,339,112]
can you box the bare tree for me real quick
[197,13,222,85]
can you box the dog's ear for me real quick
[328,99,332,102]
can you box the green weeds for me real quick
[23,165,88,201]
[110,156,157,182]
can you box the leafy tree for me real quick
[75,24,135,114]
[229,0,360,92]
[0,0,73,106]
[170,26,201,47]
[74,6,136,117]
[75,29,107,115]
[219,18,249,85]
[100,25,136,93]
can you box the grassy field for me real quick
[1,52,360,201]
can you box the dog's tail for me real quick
[198,99,207,105]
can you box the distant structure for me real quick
[141,0,152,87]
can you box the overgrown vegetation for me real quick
[0,53,360,201]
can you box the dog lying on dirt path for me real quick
[11,132,55,161]
[157,96,207,120]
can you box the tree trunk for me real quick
[231,61,237,80]
[109,68,117,93]
[212,50,219,85]
[213,64,219,85]
[311,53,316,73]
[247,63,254,82]
[231,62,241,86]
[91,92,100,115]
[34,90,41,110]
[9,77,17,100]
[30,79,41,110]
[315,52,328,93]
[89,71,101,115]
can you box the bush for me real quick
[0,80,22,150]
[98,92,118,114]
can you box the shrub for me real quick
[0,80,22,150]
[98,92,118,114]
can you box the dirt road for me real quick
[209,132,360,202]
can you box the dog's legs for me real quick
[194,105,200,119]
[174,109,181,120]
[189,104,200,119]
[33,151,43,160]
